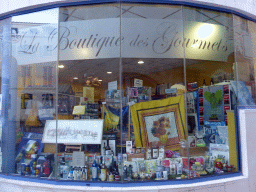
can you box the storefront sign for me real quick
[11,18,233,65]
[42,119,103,144]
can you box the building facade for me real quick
[0,0,255,191]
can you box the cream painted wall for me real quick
[0,0,64,15]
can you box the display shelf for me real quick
[179,147,208,157]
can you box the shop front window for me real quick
[2,8,59,176]
[120,3,187,181]
[0,1,251,183]
[56,4,122,181]
[183,7,239,177]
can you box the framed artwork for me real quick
[130,95,186,151]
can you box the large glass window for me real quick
[183,7,239,178]
[120,3,187,181]
[5,9,59,177]
[57,4,121,182]
[0,2,251,183]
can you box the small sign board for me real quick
[165,88,177,94]
[72,151,85,167]
[42,120,103,144]
[108,81,117,90]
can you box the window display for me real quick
[1,1,256,184]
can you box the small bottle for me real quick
[67,166,74,180]
[210,78,214,85]
[100,158,107,181]
[102,142,106,156]
[82,167,87,181]
[108,172,114,181]
[77,167,82,180]
[36,165,41,178]
[73,167,78,180]
[84,156,89,180]
[223,161,227,172]
[114,161,120,181]
[105,140,111,154]
[123,165,128,181]
[91,155,98,181]
[30,154,37,176]
[127,165,133,181]
[62,164,69,180]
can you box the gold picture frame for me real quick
[131,95,186,151]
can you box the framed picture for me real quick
[130,95,186,151]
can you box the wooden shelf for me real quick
[179,147,208,157]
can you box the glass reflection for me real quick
[4,8,59,177]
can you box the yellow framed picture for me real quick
[131,95,186,151]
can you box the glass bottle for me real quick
[114,161,120,181]
[210,78,214,85]
[67,166,74,180]
[91,155,98,181]
[102,142,106,156]
[77,167,82,180]
[127,165,133,181]
[82,167,87,181]
[105,140,111,155]
[100,158,107,181]
[84,157,89,180]
[73,166,78,180]
[123,164,128,181]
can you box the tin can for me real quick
[36,165,41,177]
[108,174,114,181]
[21,163,26,176]
[25,164,30,175]
[115,174,120,181]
